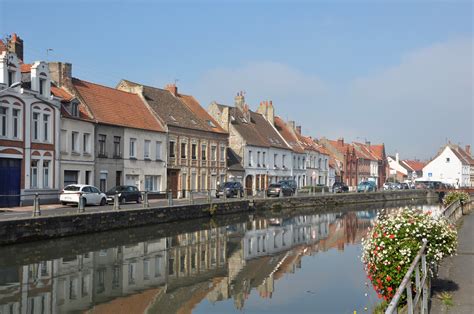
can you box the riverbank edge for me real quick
[0,190,436,246]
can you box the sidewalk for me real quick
[431,211,474,313]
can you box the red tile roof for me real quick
[273,116,305,153]
[369,144,385,160]
[20,63,31,73]
[178,94,227,134]
[72,78,165,132]
[402,160,425,172]
[353,142,378,161]
[51,86,74,102]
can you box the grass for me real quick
[437,292,454,307]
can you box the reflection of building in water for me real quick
[0,211,377,313]
[0,227,227,314]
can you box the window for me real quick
[71,103,78,117]
[211,146,217,161]
[201,144,207,160]
[99,173,107,192]
[144,140,151,159]
[129,138,136,158]
[446,157,450,163]
[43,161,50,188]
[262,152,266,167]
[43,114,50,142]
[220,146,225,161]
[257,151,261,167]
[191,143,197,160]
[318,158,322,169]
[31,160,38,188]
[99,134,106,156]
[12,109,19,138]
[113,136,121,157]
[169,141,176,158]
[156,141,162,160]
[248,150,252,166]
[0,107,6,137]
[39,78,46,95]
[274,154,278,168]
[83,133,90,153]
[282,154,286,168]
[7,71,14,87]
[181,142,187,159]
[145,175,160,191]
[71,132,79,152]
[32,112,39,140]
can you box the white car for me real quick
[60,184,107,206]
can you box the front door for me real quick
[245,175,253,195]
[0,158,21,207]
[167,170,179,198]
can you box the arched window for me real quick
[31,104,53,143]
[0,98,22,140]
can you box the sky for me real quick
[1,0,472,159]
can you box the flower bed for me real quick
[443,191,470,207]
[361,208,457,303]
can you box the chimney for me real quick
[234,91,245,110]
[365,140,371,146]
[165,83,178,96]
[396,152,399,164]
[466,145,471,155]
[288,120,296,131]
[9,33,24,61]
[337,138,344,146]
[296,125,302,135]
[49,62,72,87]
[256,100,274,126]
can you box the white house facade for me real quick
[422,145,471,187]
[0,43,61,206]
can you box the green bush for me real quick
[443,191,470,206]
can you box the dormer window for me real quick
[7,71,14,87]
[70,103,79,117]
[39,78,46,95]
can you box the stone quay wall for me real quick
[0,190,435,245]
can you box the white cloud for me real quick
[191,37,473,159]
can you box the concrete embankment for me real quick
[0,190,435,245]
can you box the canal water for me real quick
[0,201,441,313]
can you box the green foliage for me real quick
[362,208,457,302]
[437,292,454,307]
[443,191,470,206]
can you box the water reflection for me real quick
[0,209,380,313]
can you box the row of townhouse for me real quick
[319,137,388,190]
[208,94,334,193]
[0,35,228,206]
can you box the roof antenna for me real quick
[46,48,53,61]
[174,78,179,85]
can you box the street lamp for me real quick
[0,81,21,94]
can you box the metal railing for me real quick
[385,239,429,314]
[386,198,471,313]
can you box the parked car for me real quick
[332,182,349,193]
[278,180,297,193]
[60,184,107,206]
[106,185,142,204]
[400,182,410,190]
[267,183,294,197]
[383,182,393,190]
[216,182,244,198]
[357,181,377,193]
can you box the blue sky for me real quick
[1,0,472,159]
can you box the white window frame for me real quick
[220,145,225,162]
[155,141,162,160]
[43,113,50,142]
[83,133,91,154]
[144,140,151,159]
[71,131,79,153]
[0,106,7,137]
[43,160,50,188]
[129,138,137,158]
[31,160,39,188]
